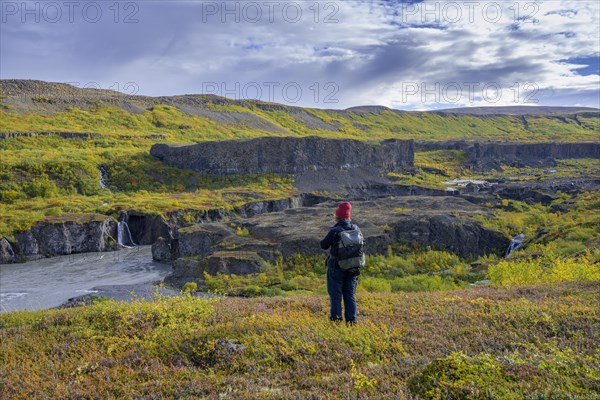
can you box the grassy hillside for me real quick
[1,81,599,399]
[0,80,598,236]
[1,109,599,236]
[1,103,599,142]
[1,282,598,399]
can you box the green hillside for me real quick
[1,81,598,237]
[1,81,599,399]
[1,100,598,142]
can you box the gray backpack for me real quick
[336,227,366,270]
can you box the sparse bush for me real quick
[23,174,59,198]
[489,250,600,288]
[235,226,249,237]
[239,285,264,297]
[390,274,462,292]
[0,189,21,203]
[280,280,299,291]
[358,277,392,293]
[182,282,198,294]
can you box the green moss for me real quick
[42,213,109,224]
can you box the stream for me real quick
[0,246,172,312]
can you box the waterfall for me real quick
[505,233,525,258]
[5,240,15,257]
[99,166,108,190]
[117,213,136,248]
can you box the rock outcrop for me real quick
[11,214,118,260]
[415,141,599,171]
[150,136,414,175]
[0,237,17,263]
[151,237,176,262]
[470,142,600,170]
[164,197,509,287]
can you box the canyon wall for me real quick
[150,136,415,175]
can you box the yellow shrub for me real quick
[489,251,600,288]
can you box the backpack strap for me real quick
[331,226,348,256]
[335,224,360,248]
[333,225,353,242]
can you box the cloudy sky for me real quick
[1,0,599,110]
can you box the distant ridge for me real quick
[429,106,600,116]
[1,79,598,116]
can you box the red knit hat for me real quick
[336,202,352,220]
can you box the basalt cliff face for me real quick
[161,196,510,287]
[150,136,414,175]
[416,141,600,170]
[9,215,118,261]
[470,142,600,170]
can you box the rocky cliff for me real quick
[470,142,600,170]
[4,173,595,265]
[416,141,599,170]
[150,136,414,175]
[10,214,117,261]
[0,195,332,264]
[161,197,509,287]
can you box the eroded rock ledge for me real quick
[416,141,600,170]
[150,136,414,175]
[8,214,117,262]
[161,197,510,287]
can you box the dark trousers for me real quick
[327,258,358,323]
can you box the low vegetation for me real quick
[1,282,598,399]
[2,104,598,142]
[199,248,475,298]
[1,94,599,398]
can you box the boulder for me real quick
[167,258,203,286]
[177,224,233,258]
[152,237,173,262]
[205,251,265,275]
[0,237,17,264]
[393,214,508,258]
[166,251,267,287]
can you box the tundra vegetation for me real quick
[0,87,599,398]
[1,283,598,398]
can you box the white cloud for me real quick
[1,0,598,109]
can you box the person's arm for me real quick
[320,228,338,250]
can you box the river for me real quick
[0,246,172,312]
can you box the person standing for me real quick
[320,202,361,325]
